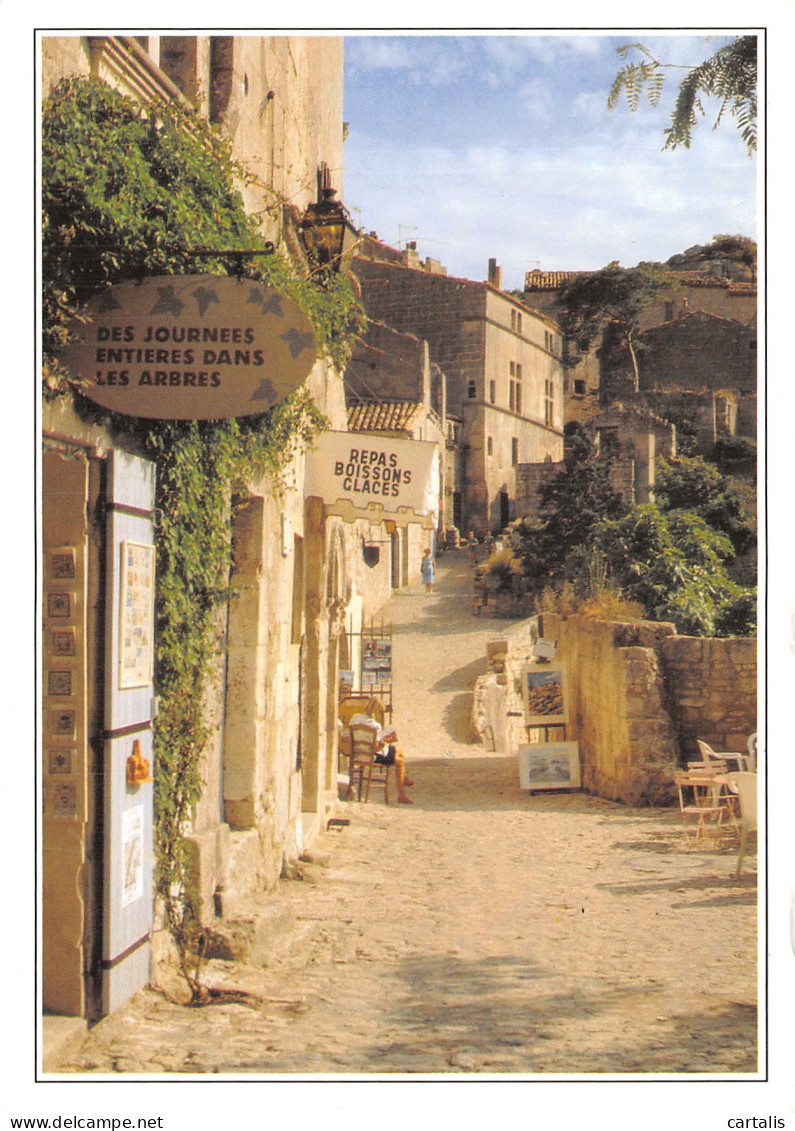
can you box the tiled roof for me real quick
[347,401,424,433]
[524,270,587,290]
[644,308,752,334]
[525,268,756,294]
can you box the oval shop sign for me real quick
[60,275,318,420]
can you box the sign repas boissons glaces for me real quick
[60,275,318,420]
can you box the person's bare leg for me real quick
[395,749,413,801]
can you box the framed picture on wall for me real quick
[118,541,155,689]
[518,742,581,791]
[522,661,569,727]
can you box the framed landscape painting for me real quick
[522,661,569,726]
[518,742,581,791]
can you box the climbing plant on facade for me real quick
[42,76,364,999]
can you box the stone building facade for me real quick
[523,265,757,440]
[345,318,448,577]
[613,310,758,451]
[352,252,565,536]
[514,404,676,522]
[40,34,402,1023]
[42,35,346,232]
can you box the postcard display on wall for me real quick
[518,661,581,792]
[43,547,84,820]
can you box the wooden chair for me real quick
[348,723,392,804]
[725,771,758,876]
[673,770,727,838]
[337,724,353,798]
[687,758,740,823]
[339,695,385,727]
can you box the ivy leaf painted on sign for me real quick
[281,328,314,359]
[260,294,283,317]
[150,286,183,318]
[251,378,278,403]
[97,292,121,313]
[191,286,219,316]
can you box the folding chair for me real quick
[673,770,726,838]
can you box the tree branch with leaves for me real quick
[558,262,674,393]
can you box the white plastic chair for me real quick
[746,732,758,774]
[726,771,757,876]
[697,738,751,774]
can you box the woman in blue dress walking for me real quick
[421,548,435,594]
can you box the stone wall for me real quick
[352,258,491,408]
[345,320,428,404]
[351,259,564,535]
[658,634,757,757]
[637,312,757,396]
[542,614,680,804]
[514,460,561,520]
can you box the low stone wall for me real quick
[543,614,679,804]
[472,622,538,755]
[474,612,757,806]
[658,634,757,757]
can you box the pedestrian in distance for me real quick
[468,531,478,568]
[421,548,435,594]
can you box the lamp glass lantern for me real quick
[300,185,359,277]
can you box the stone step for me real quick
[203,894,297,965]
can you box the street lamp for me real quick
[299,167,360,279]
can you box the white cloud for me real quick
[343,32,757,290]
[346,37,415,72]
[516,77,554,120]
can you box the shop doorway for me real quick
[42,448,156,1021]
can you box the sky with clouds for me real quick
[342,33,758,290]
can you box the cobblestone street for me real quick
[49,551,758,1077]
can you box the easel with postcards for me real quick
[518,637,581,793]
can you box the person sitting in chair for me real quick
[349,712,414,803]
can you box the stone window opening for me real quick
[468,379,477,399]
[714,393,738,437]
[489,379,496,404]
[511,437,519,465]
[544,377,554,427]
[160,36,204,106]
[209,36,235,125]
[487,436,493,457]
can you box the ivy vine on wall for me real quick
[42,76,364,999]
